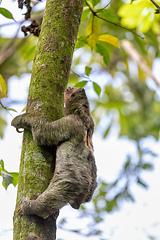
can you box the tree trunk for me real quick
[13,0,84,239]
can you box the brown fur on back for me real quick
[11,87,97,219]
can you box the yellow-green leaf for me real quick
[81,8,90,21]
[0,117,7,138]
[0,74,7,98]
[93,82,101,96]
[118,0,160,33]
[85,66,92,76]
[99,9,120,24]
[98,34,120,48]
[103,124,111,138]
[86,15,100,48]
[22,106,27,112]
[96,42,110,65]
[74,81,88,88]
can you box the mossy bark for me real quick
[13,0,85,239]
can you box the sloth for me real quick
[11,87,97,219]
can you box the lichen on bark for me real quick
[13,0,85,239]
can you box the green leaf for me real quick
[0,74,7,98]
[1,171,13,189]
[72,229,80,233]
[86,15,100,48]
[0,7,14,20]
[85,66,92,76]
[92,0,100,6]
[124,156,131,169]
[106,199,117,212]
[0,159,4,170]
[75,36,87,49]
[137,178,148,188]
[93,82,101,96]
[103,124,111,138]
[0,117,7,138]
[99,9,120,24]
[81,8,90,21]
[23,45,36,61]
[0,160,18,189]
[84,0,92,8]
[10,172,19,187]
[127,192,135,202]
[22,106,27,112]
[94,216,103,223]
[59,217,67,225]
[142,163,153,170]
[74,81,88,88]
[96,42,110,65]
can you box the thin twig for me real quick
[0,1,41,28]
[0,26,21,65]
[85,0,144,39]
[71,70,91,80]
[0,14,43,28]
[96,14,144,39]
[96,1,111,13]
[150,0,160,9]
[0,30,26,65]
[150,0,160,13]
[121,39,160,87]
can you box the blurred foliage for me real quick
[0,159,18,189]
[92,77,160,140]
[118,0,160,33]
[0,0,160,238]
[57,144,156,238]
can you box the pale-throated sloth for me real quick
[11,87,97,219]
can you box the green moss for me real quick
[13,0,85,239]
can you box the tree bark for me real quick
[13,0,85,239]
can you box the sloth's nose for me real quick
[65,87,73,92]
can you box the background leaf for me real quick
[99,34,120,48]
[0,117,7,138]
[10,172,19,187]
[93,82,101,96]
[74,81,88,88]
[0,7,14,20]
[92,0,101,6]
[75,36,87,49]
[85,66,92,76]
[0,159,4,169]
[0,160,19,189]
[96,42,110,65]
[0,74,7,98]
[86,15,100,48]
[1,171,13,189]
[99,9,120,23]
[137,178,148,188]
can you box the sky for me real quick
[1,0,160,240]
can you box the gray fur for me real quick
[11,87,97,219]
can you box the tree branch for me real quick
[150,0,160,9]
[121,39,160,87]
[13,0,85,239]
[85,0,145,39]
